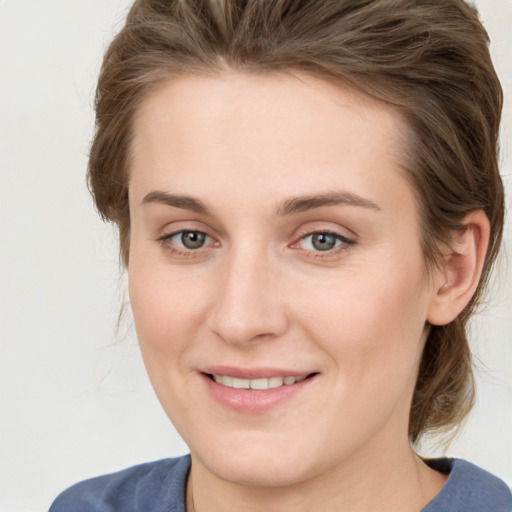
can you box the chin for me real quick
[190,432,327,488]
[206,455,310,488]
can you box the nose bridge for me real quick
[207,241,287,344]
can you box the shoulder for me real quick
[49,455,191,512]
[423,458,512,512]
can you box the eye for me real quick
[176,230,208,249]
[297,231,354,252]
[158,230,215,252]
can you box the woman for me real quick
[50,0,511,511]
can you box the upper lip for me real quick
[201,366,315,380]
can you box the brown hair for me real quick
[88,0,504,443]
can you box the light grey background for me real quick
[0,1,510,510]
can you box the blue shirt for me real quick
[49,455,512,511]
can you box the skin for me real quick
[127,71,484,512]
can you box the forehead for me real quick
[129,71,413,215]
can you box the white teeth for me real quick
[212,374,307,390]
[250,378,269,390]
[268,377,284,388]
[221,376,234,387]
[232,377,250,389]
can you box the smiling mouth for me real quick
[205,373,317,390]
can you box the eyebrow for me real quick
[141,189,381,216]
[141,190,211,215]
[276,190,381,216]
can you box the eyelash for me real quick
[294,231,355,259]
[156,230,216,258]
[156,229,355,259]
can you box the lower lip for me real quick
[201,373,316,413]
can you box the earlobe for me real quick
[427,211,490,326]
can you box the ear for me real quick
[427,210,490,326]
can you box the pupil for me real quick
[312,233,336,251]
[181,231,205,249]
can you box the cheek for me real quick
[128,256,208,358]
[296,253,429,391]
[127,260,211,421]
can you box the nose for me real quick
[207,247,289,345]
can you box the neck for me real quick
[186,435,447,512]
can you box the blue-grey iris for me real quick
[181,231,206,249]
[312,233,337,251]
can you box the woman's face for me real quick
[128,72,442,486]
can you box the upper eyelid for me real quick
[157,223,214,239]
[291,218,357,237]
[301,230,351,239]
[295,231,354,248]
[293,227,356,244]
[158,228,207,239]
[158,229,215,244]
